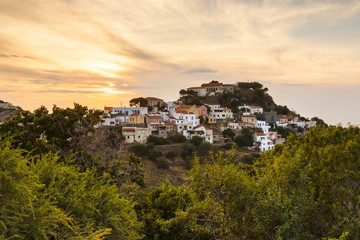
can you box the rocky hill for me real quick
[0,100,22,122]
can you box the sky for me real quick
[0,0,359,125]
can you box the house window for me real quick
[138,136,140,138]
[127,136,130,139]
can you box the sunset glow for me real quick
[0,0,359,124]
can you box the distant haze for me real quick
[0,0,359,125]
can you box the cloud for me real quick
[182,68,218,74]
[0,54,36,59]
[279,83,310,87]
[0,89,15,93]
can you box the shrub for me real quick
[148,149,162,162]
[223,129,235,139]
[156,158,170,169]
[222,142,235,150]
[190,136,203,148]
[167,135,186,143]
[148,135,171,145]
[166,151,177,160]
[181,143,196,160]
[130,144,147,157]
[197,142,212,156]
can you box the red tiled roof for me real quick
[164,122,176,126]
[122,127,135,131]
[130,114,140,116]
[201,83,223,87]
[188,87,203,89]
[149,123,164,127]
[104,107,113,111]
[178,105,194,110]
[146,115,163,119]
[176,110,194,114]
[255,133,265,136]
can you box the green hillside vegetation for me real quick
[179,81,289,114]
[1,104,356,239]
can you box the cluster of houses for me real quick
[100,82,317,152]
[101,100,214,145]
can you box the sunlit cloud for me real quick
[0,0,359,124]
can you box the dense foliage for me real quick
[0,141,142,239]
[0,102,357,240]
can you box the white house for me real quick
[187,125,213,143]
[257,121,271,134]
[276,121,289,128]
[102,117,117,126]
[306,121,317,128]
[253,133,275,152]
[209,107,233,122]
[122,127,152,144]
[171,110,200,126]
[187,87,207,97]
[239,105,263,116]
[112,107,148,116]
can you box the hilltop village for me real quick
[101,81,318,152]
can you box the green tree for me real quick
[0,139,142,239]
[190,136,204,148]
[222,128,235,139]
[234,127,254,147]
[138,182,193,240]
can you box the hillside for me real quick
[180,81,293,115]
[0,100,22,122]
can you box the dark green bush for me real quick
[155,157,170,169]
[148,135,171,145]
[130,144,147,157]
[197,142,212,156]
[148,149,162,162]
[166,151,177,160]
[190,136,203,148]
[167,135,186,143]
[181,143,196,160]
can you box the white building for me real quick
[253,133,275,152]
[257,121,271,134]
[187,125,214,144]
[102,118,117,126]
[122,127,152,144]
[171,110,200,126]
[306,121,317,128]
[239,105,263,116]
[209,107,233,122]
[112,107,148,116]
[186,87,207,97]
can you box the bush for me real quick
[190,136,203,148]
[181,143,196,160]
[130,144,147,157]
[148,149,162,162]
[148,135,171,145]
[167,135,186,143]
[197,142,212,156]
[155,158,170,169]
[166,151,177,160]
[241,153,260,165]
[222,142,235,150]
[223,129,235,139]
